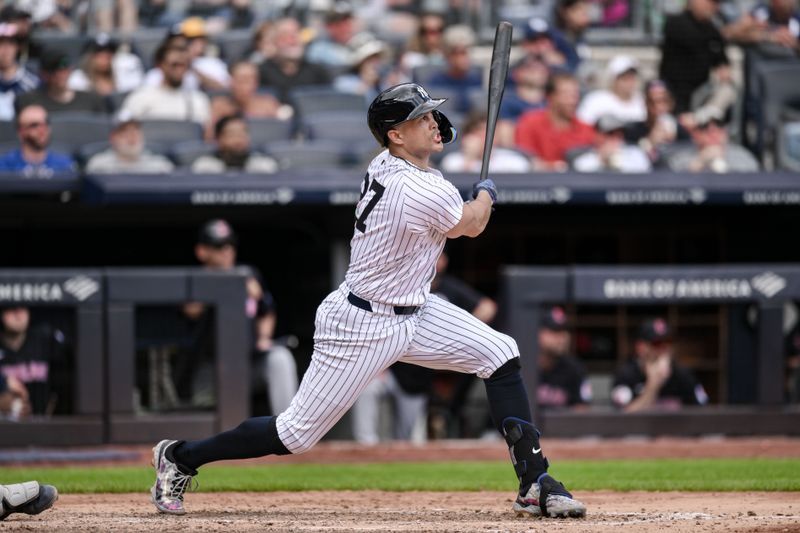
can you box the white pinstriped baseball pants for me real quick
[276,283,519,453]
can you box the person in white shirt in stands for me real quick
[192,114,277,173]
[143,18,231,92]
[120,44,210,127]
[86,111,174,174]
[577,55,646,127]
[441,112,532,173]
[572,114,651,173]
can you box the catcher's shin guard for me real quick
[0,481,58,520]
[502,417,549,495]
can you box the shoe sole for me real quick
[150,441,186,515]
[513,502,586,519]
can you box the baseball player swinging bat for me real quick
[479,21,513,182]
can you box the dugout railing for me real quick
[501,265,800,437]
[0,267,250,447]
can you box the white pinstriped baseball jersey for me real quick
[275,149,518,453]
[346,149,464,307]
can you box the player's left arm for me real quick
[446,179,497,239]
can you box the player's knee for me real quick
[288,438,316,455]
[486,357,521,383]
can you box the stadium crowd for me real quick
[0,0,795,177]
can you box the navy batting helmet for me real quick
[367,83,457,147]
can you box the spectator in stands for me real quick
[577,55,646,127]
[659,0,729,114]
[519,18,567,72]
[67,33,144,96]
[514,71,595,171]
[0,373,30,420]
[15,0,73,32]
[683,60,738,131]
[612,318,709,412]
[138,0,174,28]
[623,79,691,167]
[120,44,211,126]
[427,25,482,113]
[752,0,800,53]
[0,104,74,177]
[0,6,37,64]
[441,112,532,173]
[246,20,275,65]
[497,54,549,148]
[144,18,230,92]
[93,0,137,34]
[210,61,292,127]
[667,114,760,173]
[179,219,298,413]
[192,114,277,173]
[351,251,498,444]
[572,114,651,173]
[0,306,67,416]
[333,32,388,101]
[550,0,591,72]
[306,1,360,70]
[722,0,799,54]
[402,11,447,70]
[0,22,38,121]
[85,111,174,173]
[223,0,256,31]
[258,17,332,104]
[536,306,591,410]
[16,50,108,115]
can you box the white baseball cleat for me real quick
[150,439,197,515]
[513,474,586,518]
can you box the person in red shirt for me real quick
[514,71,595,171]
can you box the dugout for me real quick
[106,267,250,444]
[501,265,800,437]
[0,269,104,446]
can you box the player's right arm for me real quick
[446,191,493,238]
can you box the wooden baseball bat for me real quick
[479,21,513,182]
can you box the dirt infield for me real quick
[1,437,799,532]
[1,491,798,532]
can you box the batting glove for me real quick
[472,178,497,204]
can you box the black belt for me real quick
[347,292,419,316]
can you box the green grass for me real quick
[1,459,798,493]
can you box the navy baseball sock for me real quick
[171,416,290,472]
[484,358,549,494]
[483,357,532,432]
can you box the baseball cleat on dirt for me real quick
[150,439,197,515]
[0,481,58,520]
[513,473,586,518]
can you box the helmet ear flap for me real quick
[433,110,457,144]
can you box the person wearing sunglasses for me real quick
[0,103,74,177]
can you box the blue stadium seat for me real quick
[139,120,204,146]
[303,112,373,144]
[288,88,369,119]
[216,30,253,63]
[247,118,294,146]
[263,139,346,170]
[49,113,112,152]
[0,121,16,143]
[170,140,216,168]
